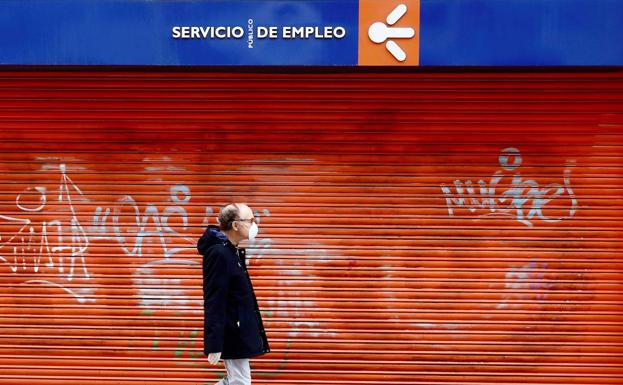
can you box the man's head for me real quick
[218,203,258,246]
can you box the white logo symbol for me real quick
[368,4,415,62]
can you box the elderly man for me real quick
[197,203,270,385]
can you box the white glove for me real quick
[208,352,222,365]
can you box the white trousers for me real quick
[215,358,251,385]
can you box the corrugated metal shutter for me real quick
[0,69,622,385]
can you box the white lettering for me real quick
[333,26,346,38]
[171,26,245,39]
[257,26,268,39]
[215,27,226,38]
[282,26,346,39]
[172,25,346,40]
[247,19,254,48]
[257,26,278,39]
[231,26,244,38]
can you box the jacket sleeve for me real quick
[202,246,229,354]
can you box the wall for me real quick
[0,70,621,384]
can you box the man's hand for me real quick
[208,352,222,365]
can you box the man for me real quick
[197,203,270,385]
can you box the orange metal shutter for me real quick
[0,70,621,385]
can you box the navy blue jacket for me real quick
[197,225,269,359]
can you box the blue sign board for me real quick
[0,0,621,66]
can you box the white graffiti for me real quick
[440,147,577,227]
[497,261,551,310]
[133,259,202,313]
[90,184,196,259]
[0,164,93,303]
[131,206,273,314]
[498,260,590,313]
[0,160,299,316]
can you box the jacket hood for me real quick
[197,225,230,255]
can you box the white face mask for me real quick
[248,222,259,241]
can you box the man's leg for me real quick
[221,358,251,385]
[213,361,229,385]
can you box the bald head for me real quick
[218,203,252,231]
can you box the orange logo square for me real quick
[358,0,420,65]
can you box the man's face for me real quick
[233,204,256,239]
